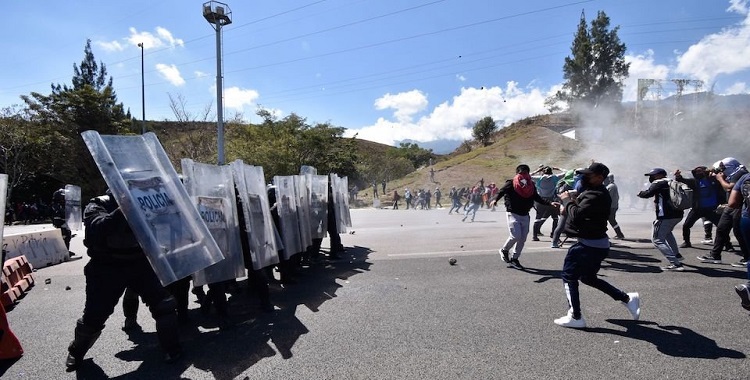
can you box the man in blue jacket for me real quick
[553,162,640,328]
[638,168,685,271]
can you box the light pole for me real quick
[137,42,146,134]
[202,1,232,165]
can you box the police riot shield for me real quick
[181,159,246,286]
[64,184,83,231]
[330,174,353,233]
[0,174,7,253]
[230,160,280,270]
[308,174,328,239]
[273,176,303,259]
[295,175,313,250]
[300,165,317,176]
[82,130,225,285]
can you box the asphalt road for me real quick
[2,205,750,380]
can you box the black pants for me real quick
[711,208,748,259]
[78,257,179,354]
[682,207,719,243]
[561,243,628,319]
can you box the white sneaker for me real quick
[554,314,586,329]
[701,239,713,244]
[623,292,641,320]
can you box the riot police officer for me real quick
[65,191,181,371]
[51,188,72,253]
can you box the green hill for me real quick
[361,115,586,206]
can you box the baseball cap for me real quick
[578,162,610,177]
[644,168,667,176]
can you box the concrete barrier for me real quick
[3,229,69,269]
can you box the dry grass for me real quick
[363,117,586,205]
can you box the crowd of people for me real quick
[376,156,750,328]
[36,153,750,371]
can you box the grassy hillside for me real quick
[361,115,586,205]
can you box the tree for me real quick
[472,116,498,146]
[0,106,60,202]
[390,142,433,169]
[160,93,217,170]
[227,109,358,181]
[22,39,131,198]
[546,10,629,112]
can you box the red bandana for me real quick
[513,173,535,198]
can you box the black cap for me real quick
[578,162,610,177]
[644,168,667,176]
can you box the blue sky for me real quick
[2,0,749,152]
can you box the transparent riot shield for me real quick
[64,184,83,231]
[308,174,328,239]
[81,130,225,285]
[181,159,246,287]
[0,174,7,252]
[300,165,317,176]
[295,175,313,250]
[330,174,353,233]
[230,160,280,270]
[273,176,303,259]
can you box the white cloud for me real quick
[223,86,259,110]
[156,63,185,86]
[194,70,209,78]
[374,90,428,123]
[155,27,184,47]
[97,40,124,52]
[724,81,748,94]
[347,84,551,145]
[674,3,750,82]
[728,0,750,15]
[456,74,466,82]
[126,27,184,50]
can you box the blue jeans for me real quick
[463,202,480,221]
[652,217,682,265]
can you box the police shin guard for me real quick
[66,320,102,372]
[150,296,182,363]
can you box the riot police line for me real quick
[60,131,352,371]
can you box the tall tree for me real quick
[227,110,358,181]
[472,116,498,147]
[0,106,60,202]
[546,10,629,112]
[22,39,131,198]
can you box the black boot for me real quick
[66,320,102,372]
[122,291,141,331]
[151,297,182,363]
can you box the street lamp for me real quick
[137,42,146,134]
[203,1,232,165]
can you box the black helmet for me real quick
[53,188,65,202]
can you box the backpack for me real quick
[668,179,693,211]
[742,178,750,207]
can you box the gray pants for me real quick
[502,212,531,259]
[652,217,682,265]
